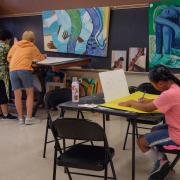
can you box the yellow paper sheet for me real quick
[100,91,160,113]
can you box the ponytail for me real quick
[168,74,180,86]
[149,65,180,86]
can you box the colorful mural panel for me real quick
[149,0,180,69]
[42,7,110,57]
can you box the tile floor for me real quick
[0,110,179,180]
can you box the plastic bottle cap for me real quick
[72,77,78,82]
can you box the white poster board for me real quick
[99,69,129,102]
[35,57,82,65]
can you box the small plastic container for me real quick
[71,77,79,102]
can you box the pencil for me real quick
[139,92,146,102]
[141,92,146,99]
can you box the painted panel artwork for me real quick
[42,7,110,57]
[149,0,180,69]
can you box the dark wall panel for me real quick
[0,8,149,69]
[0,0,159,15]
[0,16,44,51]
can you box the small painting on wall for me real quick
[42,7,110,57]
[111,50,127,71]
[128,47,147,72]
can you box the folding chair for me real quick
[50,118,117,180]
[123,82,163,150]
[43,88,84,158]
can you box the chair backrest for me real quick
[44,88,72,109]
[136,82,160,95]
[128,86,137,94]
[52,118,105,141]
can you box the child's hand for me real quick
[138,98,153,103]
[118,100,136,107]
[138,97,146,103]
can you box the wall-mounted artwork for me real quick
[111,50,127,71]
[149,0,180,69]
[128,47,147,72]
[42,7,110,57]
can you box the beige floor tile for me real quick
[0,110,179,180]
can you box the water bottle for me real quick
[71,77,79,102]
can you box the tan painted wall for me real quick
[64,69,149,87]
[0,0,159,16]
[65,69,180,87]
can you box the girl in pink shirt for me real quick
[119,65,180,180]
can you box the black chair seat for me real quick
[158,146,180,155]
[57,144,114,171]
[128,114,164,125]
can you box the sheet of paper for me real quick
[36,57,81,65]
[100,91,160,113]
[99,69,129,102]
[78,104,98,108]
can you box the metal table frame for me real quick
[58,95,161,180]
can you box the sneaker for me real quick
[25,117,40,125]
[2,114,17,120]
[148,159,170,180]
[18,118,25,125]
[148,160,161,180]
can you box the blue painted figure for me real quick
[150,6,180,68]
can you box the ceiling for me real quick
[0,0,159,16]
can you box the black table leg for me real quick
[103,113,106,131]
[106,114,110,121]
[131,119,136,180]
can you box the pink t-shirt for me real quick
[153,84,180,145]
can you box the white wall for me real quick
[126,72,149,86]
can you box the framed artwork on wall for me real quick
[128,47,147,72]
[111,50,127,71]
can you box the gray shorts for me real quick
[10,70,33,90]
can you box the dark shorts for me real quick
[0,80,8,104]
[144,124,177,147]
[10,70,33,90]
